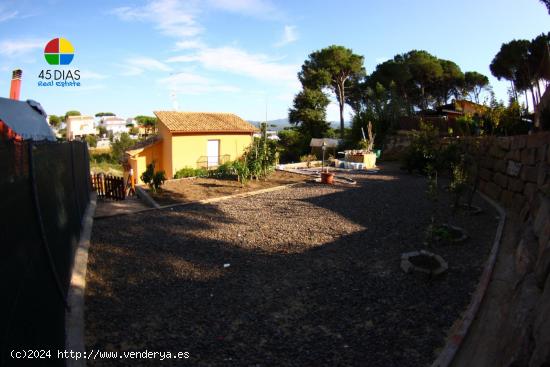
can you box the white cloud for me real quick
[167,46,298,84]
[207,0,280,18]
[158,72,240,94]
[174,39,205,50]
[0,9,18,22]
[274,25,297,47]
[111,0,202,38]
[0,38,45,57]
[121,56,172,76]
[376,56,390,64]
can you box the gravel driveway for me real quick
[85,165,498,366]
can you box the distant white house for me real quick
[101,116,128,134]
[253,130,279,141]
[66,115,96,140]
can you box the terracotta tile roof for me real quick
[154,111,257,133]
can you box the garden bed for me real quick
[146,170,309,205]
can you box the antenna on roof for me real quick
[265,94,268,124]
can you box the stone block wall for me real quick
[475,132,550,366]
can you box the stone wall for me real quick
[475,132,550,366]
[381,131,413,160]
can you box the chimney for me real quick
[9,69,22,100]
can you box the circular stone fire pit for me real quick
[401,250,448,276]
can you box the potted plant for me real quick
[320,140,334,184]
[359,121,377,169]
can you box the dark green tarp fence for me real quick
[0,139,91,366]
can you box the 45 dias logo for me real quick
[37,37,81,88]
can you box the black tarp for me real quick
[0,139,90,367]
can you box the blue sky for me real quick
[0,0,548,121]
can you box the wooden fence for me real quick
[90,173,125,200]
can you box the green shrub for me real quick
[232,160,249,184]
[140,163,165,192]
[90,152,116,164]
[152,171,166,191]
[209,162,235,179]
[401,121,440,173]
[140,163,155,187]
[174,167,208,178]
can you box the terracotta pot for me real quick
[321,172,334,184]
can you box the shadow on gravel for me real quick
[85,171,498,367]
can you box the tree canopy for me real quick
[463,71,490,103]
[298,45,365,138]
[288,88,330,138]
[48,115,61,128]
[135,115,157,136]
[541,0,550,14]
[64,110,81,121]
[490,33,549,113]
[95,112,115,117]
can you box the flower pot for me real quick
[321,172,334,184]
[363,152,377,169]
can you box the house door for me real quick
[207,140,220,168]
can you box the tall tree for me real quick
[288,88,330,138]
[540,0,550,14]
[48,115,61,128]
[135,115,157,137]
[404,50,443,110]
[434,59,464,105]
[298,45,366,138]
[64,110,81,122]
[463,71,490,103]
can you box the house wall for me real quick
[158,123,172,179]
[127,142,164,184]
[66,118,96,140]
[169,133,253,178]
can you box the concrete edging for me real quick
[135,185,161,209]
[65,193,97,367]
[431,192,506,367]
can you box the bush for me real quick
[231,160,250,184]
[111,133,135,162]
[140,163,165,192]
[401,121,440,174]
[84,135,98,148]
[152,171,166,191]
[90,152,116,164]
[140,163,155,187]
[174,167,208,178]
[300,154,317,168]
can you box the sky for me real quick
[0,0,548,122]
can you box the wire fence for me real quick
[0,138,91,367]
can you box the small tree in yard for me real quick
[140,162,165,192]
[245,122,278,180]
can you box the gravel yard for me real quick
[85,165,498,366]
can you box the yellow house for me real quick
[126,111,256,183]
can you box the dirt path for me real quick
[85,166,498,366]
